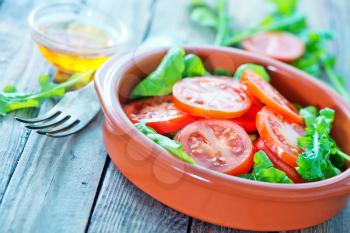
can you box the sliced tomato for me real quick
[175,119,254,175]
[232,98,264,132]
[254,138,304,183]
[123,96,197,134]
[241,70,302,123]
[241,32,305,62]
[173,77,252,119]
[256,106,304,167]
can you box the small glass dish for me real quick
[28,3,128,76]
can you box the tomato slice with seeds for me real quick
[123,96,197,134]
[254,138,304,183]
[241,70,302,123]
[256,107,305,167]
[175,119,254,175]
[232,98,264,132]
[173,77,252,119]
[241,32,305,62]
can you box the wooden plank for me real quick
[87,163,189,233]
[0,0,108,233]
[0,0,52,202]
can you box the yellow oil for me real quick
[37,21,117,82]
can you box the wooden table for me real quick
[0,0,348,232]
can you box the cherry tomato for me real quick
[241,70,302,123]
[232,98,264,132]
[175,119,254,175]
[254,138,304,183]
[241,32,305,62]
[123,96,197,134]
[173,77,252,119]
[256,106,305,167]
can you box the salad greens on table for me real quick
[126,47,350,185]
[0,71,93,116]
[189,0,350,101]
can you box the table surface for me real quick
[0,0,349,232]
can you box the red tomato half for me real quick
[241,70,303,123]
[123,96,197,134]
[173,77,252,119]
[175,119,254,175]
[256,106,305,167]
[232,98,264,132]
[242,32,305,62]
[254,138,304,183]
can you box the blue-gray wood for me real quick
[0,0,348,233]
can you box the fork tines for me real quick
[16,111,83,137]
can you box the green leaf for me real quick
[130,47,186,99]
[183,54,207,77]
[239,151,293,184]
[213,67,233,76]
[190,6,218,29]
[268,0,298,16]
[296,107,349,181]
[234,63,270,82]
[0,71,94,117]
[135,122,196,164]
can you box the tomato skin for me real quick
[254,138,304,183]
[232,98,264,132]
[242,32,305,62]
[175,119,254,175]
[256,106,304,167]
[172,77,252,119]
[123,96,197,134]
[241,70,303,123]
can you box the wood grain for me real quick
[0,0,50,202]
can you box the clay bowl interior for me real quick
[95,46,350,231]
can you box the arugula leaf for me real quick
[135,122,196,164]
[0,71,93,116]
[189,0,233,45]
[223,13,306,46]
[190,6,218,29]
[297,107,350,181]
[267,0,297,16]
[213,67,233,76]
[130,47,186,99]
[183,54,207,77]
[234,63,270,82]
[239,151,293,184]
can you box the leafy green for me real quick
[130,47,186,99]
[296,107,350,181]
[234,63,270,82]
[213,67,233,76]
[239,151,293,184]
[267,0,297,16]
[189,0,233,45]
[223,13,306,45]
[183,54,207,77]
[0,71,93,116]
[135,122,196,164]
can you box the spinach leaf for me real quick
[239,151,293,184]
[183,54,207,77]
[234,63,270,82]
[135,122,196,164]
[267,0,297,16]
[0,71,93,116]
[130,47,186,99]
[297,107,350,181]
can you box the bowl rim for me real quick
[28,2,128,55]
[95,46,350,199]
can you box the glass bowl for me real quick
[28,3,128,75]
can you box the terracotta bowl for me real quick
[94,46,350,231]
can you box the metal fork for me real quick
[16,82,100,137]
